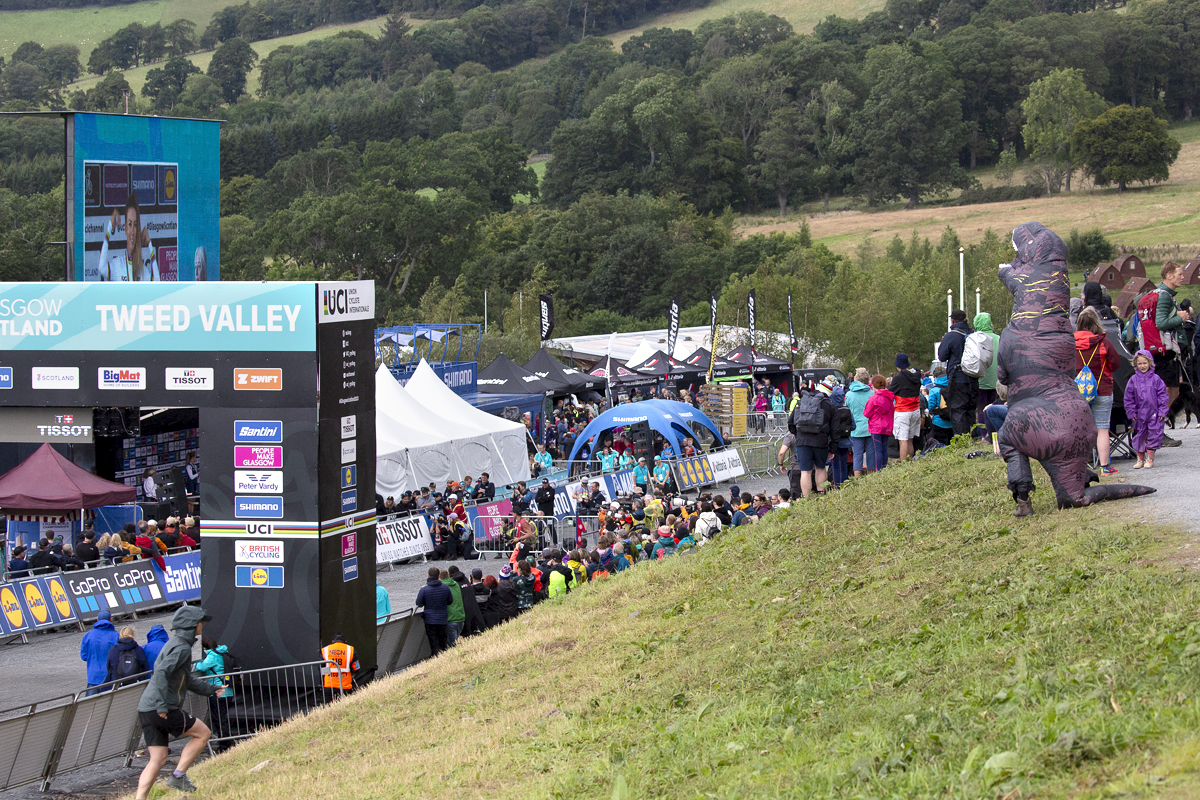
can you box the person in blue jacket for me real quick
[81,609,120,694]
[632,457,650,494]
[143,624,169,670]
[927,365,954,445]
[376,580,392,623]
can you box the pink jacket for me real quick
[754,395,769,412]
[863,389,896,435]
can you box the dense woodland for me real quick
[0,0,1192,370]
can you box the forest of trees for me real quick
[0,0,1194,369]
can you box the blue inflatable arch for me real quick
[567,399,725,462]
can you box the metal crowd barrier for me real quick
[375,609,432,675]
[0,674,148,792]
[182,660,342,752]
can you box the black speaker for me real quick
[629,421,654,463]
[169,466,188,515]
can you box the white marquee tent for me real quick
[404,360,530,487]
[375,362,531,497]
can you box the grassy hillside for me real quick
[740,122,1200,261]
[0,0,236,57]
[62,14,414,99]
[607,0,885,47]
[191,442,1200,799]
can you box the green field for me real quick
[607,0,885,46]
[193,441,1200,800]
[739,120,1200,264]
[63,14,401,99]
[0,0,237,57]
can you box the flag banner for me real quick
[538,294,554,340]
[747,290,757,349]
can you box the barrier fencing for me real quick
[182,660,344,752]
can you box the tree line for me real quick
[0,0,1194,359]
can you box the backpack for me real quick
[1074,346,1101,404]
[114,649,142,682]
[1136,290,1176,355]
[831,407,854,440]
[591,567,610,580]
[960,331,994,378]
[792,393,826,434]
[220,650,242,675]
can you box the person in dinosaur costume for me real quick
[996,222,1155,517]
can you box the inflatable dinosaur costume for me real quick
[996,222,1155,517]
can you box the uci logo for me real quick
[24,582,49,624]
[47,578,71,618]
[1,586,25,628]
[323,289,348,317]
[251,568,269,586]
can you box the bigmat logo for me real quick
[234,368,282,390]
[98,367,146,390]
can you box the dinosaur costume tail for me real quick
[1082,483,1157,504]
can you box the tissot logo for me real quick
[165,367,213,390]
[98,367,146,390]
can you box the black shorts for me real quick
[1154,353,1181,388]
[139,709,197,748]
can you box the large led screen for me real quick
[72,113,220,282]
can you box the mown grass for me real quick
[606,0,885,46]
[187,441,1200,800]
[63,14,400,99]
[743,126,1200,259]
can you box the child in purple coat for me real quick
[1124,350,1169,469]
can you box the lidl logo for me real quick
[160,165,177,203]
[47,577,72,619]
[1,586,25,629]
[341,465,356,489]
[235,565,284,588]
[23,582,48,624]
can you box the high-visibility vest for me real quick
[321,642,355,690]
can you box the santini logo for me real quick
[234,420,282,443]
[234,368,282,390]
[98,367,146,390]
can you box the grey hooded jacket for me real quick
[136,605,217,714]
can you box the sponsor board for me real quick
[22,580,50,625]
[32,367,79,389]
[44,575,75,622]
[319,281,375,323]
[340,439,356,464]
[164,367,213,390]
[234,540,284,564]
[234,496,284,519]
[466,499,513,539]
[235,565,284,588]
[707,448,746,483]
[64,561,165,621]
[340,465,356,489]
[376,515,434,562]
[340,414,356,438]
[672,455,716,491]
[234,470,283,494]
[98,366,146,390]
[340,489,356,513]
[234,445,282,468]
[341,532,357,557]
[0,367,12,388]
[234,367,282,390]
[342,556,358,582]
[0,583,28,633]
[234,420,282,443]
[157,551,202,601]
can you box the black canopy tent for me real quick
[589,355,658,394]
[524,349,606,395]
[677,348,751,381]
[477,353,554,395]
[626,350,690,378]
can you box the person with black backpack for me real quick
[106,625,150,686]
[789,379,835,498]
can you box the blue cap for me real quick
[97,609,111,621]
[895,353,910,369]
